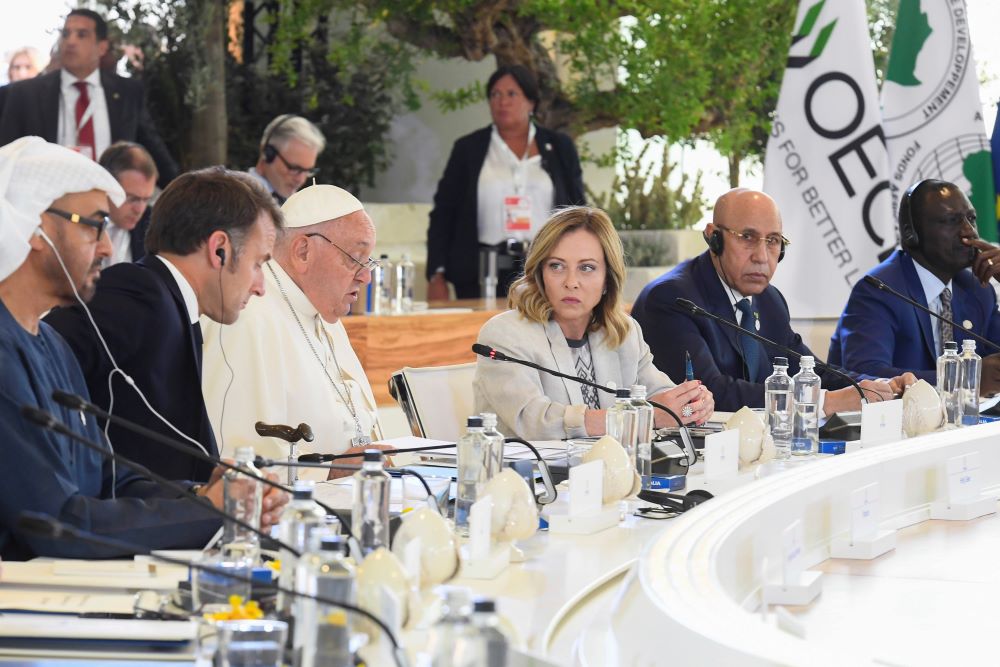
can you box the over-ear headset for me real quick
[216,247,226,267]
[637,488,714,514]
[898,179,931,250]
[261,114,295,164]
[707,227,786,263]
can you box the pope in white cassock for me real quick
[201,184,382,480]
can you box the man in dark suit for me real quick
[829,179,1000,394]
[45,168,283,482]
[0,9,177,186]
[633,188,905,412]
[98,141,156,265]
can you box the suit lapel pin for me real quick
[112,92,120,100]
[754,311,761,331]
[545,143,552,152]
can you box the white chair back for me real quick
[388,362,477,442]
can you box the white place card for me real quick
[569,460,603,517]
[703,429,739,479]
[860,399,903,445]
[468,495,494,561]
[781,519,805,587]
[946,452,981,504]
[849,483,879,542]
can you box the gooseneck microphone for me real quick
[298,442,458,464]
[14,512,406,667]
[21,405,302,557]
[50,390,354,538]
[673,298,871,406]
[863,275,1000,353]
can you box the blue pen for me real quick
[685,351,694,382]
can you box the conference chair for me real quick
[388,363,476,442]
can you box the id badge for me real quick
[503,195,532,233]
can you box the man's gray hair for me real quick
[259,115,326,155]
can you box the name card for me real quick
[849,483,880,542]
[703,429,739,479]
[402,537,422,591]
[468,495,494,561]
[781,519,805,587]
[946,452,981,504]
[860,399,903,445]
[569,460,603,517]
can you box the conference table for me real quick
[2,423,999,665]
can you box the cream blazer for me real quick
[473,309,674,440]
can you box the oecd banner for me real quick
[881,0,996,242]
[765,0,895,318]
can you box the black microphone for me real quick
[863,275,1000,353]
[14,512,406,666]
[298,442,459,464]
[50,390,353,538]
[473,343,697,465]
[20,405,301,557]
[674,297,870,406]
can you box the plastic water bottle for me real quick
[791,356,821,456]
[429,587,475,667]
[466,598,510,667]
[959,339,981,426]
[221,446,264,563]
[276,480,327,614]
[937,341,963,428]
[606,388,638,469]
[629,385,654,488]
[297,535,356,667]
[764,357,794,459]
[481,413,505,479]
[394,253,415,314]
[352,450,390,556]
[455,416,490,537]
[369,254,390,314]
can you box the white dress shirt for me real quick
[156,255,199,325]
[912,260,954,355]
[57,68,111,160]
[106,223,133,266]
[716,269,752,324]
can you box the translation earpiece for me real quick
[216,247,226,267]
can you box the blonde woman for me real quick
[474,206,713,440]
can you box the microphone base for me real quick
[546,504,621,535]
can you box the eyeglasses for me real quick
[305,233,380,275]
[45,207,109,241]
[275,150,319,178]
[716,225,790,255]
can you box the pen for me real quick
[685,351,694,382]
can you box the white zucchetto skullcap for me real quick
[281,184,364,228]
[0,137,125,282]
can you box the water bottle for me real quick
[369,254,390,314]
[276,480,327,614]
[791,356,821,456]
[959,339,981,426]
[480,412,505,479]
[606,388,638,469]
[394,253,415,314]
[764,357,794,460]
[297,535,356,667]
[466,598,510,667]
[937,341,963,428]
[629,385,654,488]
[351,450,390,556]
[455,416,490,537]
[221,446,264,563]
[429,587,475,667]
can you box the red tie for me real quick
[73,81,95,159]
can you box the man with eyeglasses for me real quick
[202,184,389,479]
[249,114,324,205]
[633,188,906,412]
[97,141,158,265]
[830,179,1000,396]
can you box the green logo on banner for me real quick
[886,0,932,86]
[788,0,838,68]
[962,151,995,239]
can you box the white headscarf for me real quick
[0,137,125,282]
[281,183,364,228]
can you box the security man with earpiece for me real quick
[830,179,1000,395]
[248,115,325,205]
[633,188,912,413]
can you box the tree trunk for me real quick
[728,152,741,188]
[188,0,228,167]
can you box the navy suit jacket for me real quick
[0,70,178,187]
[632,251,853,411]
[828,249,1000,383]
[129,207,151,262]
[44,256,217,481]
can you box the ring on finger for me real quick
[682,405,693,418]
[989,258,995,267]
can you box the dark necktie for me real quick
[192,321,204,376]
[736,298,761,382]
[939,287,953,354]
[72,81,95,159]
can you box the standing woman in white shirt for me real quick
[427,65,586,300]
[474,206,714,440]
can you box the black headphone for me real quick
[707,228,786,263]
[261,114,296,164]
[216,247,226,267]
[637,488,714,514]
[898,179,932,250]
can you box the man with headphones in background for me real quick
[633,188,903,412]
[249,114,325,205]
[45,167,285,485]
[830,179,1000,395]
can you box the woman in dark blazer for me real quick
[426,65,586,300]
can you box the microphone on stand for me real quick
[673,298,871,406]
[14,512,406,667]
[20,405,302,557]
[472,343,698,466]
[298,442,458,464]
[50,390,353,538]
[863,275,1000,353]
